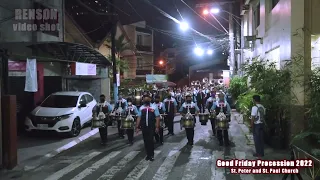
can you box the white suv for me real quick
[25,91,97,137]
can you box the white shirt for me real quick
[251,104,265,124]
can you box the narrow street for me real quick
[3,113,286,180]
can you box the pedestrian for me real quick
[251,95,265,158]
[124,98,139,145]
[179,93,199,145]
[92,94,113,145]
[152,95,166,145]
[136,94,161,161]
[163,92,177,135]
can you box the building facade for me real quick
[160,48,178,75]
[123,21,154,79]
[240,0,320,69]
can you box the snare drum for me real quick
[120,116,134,129]
[198,113,209,125]
[215,119,229,130]
[91,115,106,129]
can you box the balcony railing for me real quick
[136,27,152,34]
[136,45,152,52]
[136,70,152,75]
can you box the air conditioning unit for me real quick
[243,41,254,51]
[244,35,257,41]
[240,5,250,15]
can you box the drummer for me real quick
[124,98,139,145]
[152,95,166,145]
[206,93,217,136]
[114,95,128,138]
[211,93,231,146]
[92,94,113,145]
[179,93,200,145]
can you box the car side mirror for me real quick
[79,103,86,108]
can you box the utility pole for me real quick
[229,3,235,76]
[195,1,236,76]
[110,0,118,103]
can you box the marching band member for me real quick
[136,94,161,161]
[163,92,178,135]
[179,93,200,145]
[196,88,206,113]
[211,93,231,146]
[114,95,128,138]
[92,94,113,145]
[124,98,139,145]
[206,93,216,136]
[175,89,182,109]
[152,95,166,145]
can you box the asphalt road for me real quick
[4,117,284,180]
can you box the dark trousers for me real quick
[142,127,155,157]
[166,114,174,134]
[210,118,216,135]
[253,123,264,156]
[127,129,134,142]
[217,129,229,145]
[154,127,164,143]
[185,128,194,143]
[117,120,124,137]
[197,102,205,113]
[99,126,108,143]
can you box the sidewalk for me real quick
[230,111,289,160]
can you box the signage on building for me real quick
[116,74,120,86]
[71,62,96,76]
[146,74,168,83]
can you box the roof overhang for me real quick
[28,42,111,66]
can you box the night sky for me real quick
[67,0,236,80]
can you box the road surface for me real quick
[3,117,285,180]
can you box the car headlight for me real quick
[55,114,73,121]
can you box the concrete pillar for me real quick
[2,95,17,169]
[290,0,312,139]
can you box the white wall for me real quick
[246,0,292,66]
[0,0,63,43]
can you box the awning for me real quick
[27,42,111,66]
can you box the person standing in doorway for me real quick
[251,95,265,158]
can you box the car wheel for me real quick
[69,118,81,137]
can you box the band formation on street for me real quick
[92,83,233,161]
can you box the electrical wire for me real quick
[180,0,226,33]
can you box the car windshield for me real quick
[41,95,79,108]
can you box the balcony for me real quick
[136,45,152,52]
[136,27,152,34]
[136,70,152,75]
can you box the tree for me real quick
[106,34,131,77]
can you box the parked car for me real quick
[25,91,97,137]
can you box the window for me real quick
[79,95,87,104]
[271,0,279,9]
[137,58,143,69]
[137,35,142,45]
[40,95,79,108]
[85,94,94,103]
[254,3,260,28]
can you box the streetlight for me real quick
[203,9,209,15]
[207,49,213,55]
[158,60,164,65]
[194,47,204,56]
[179,21,189,31]
[210,8,220,14]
